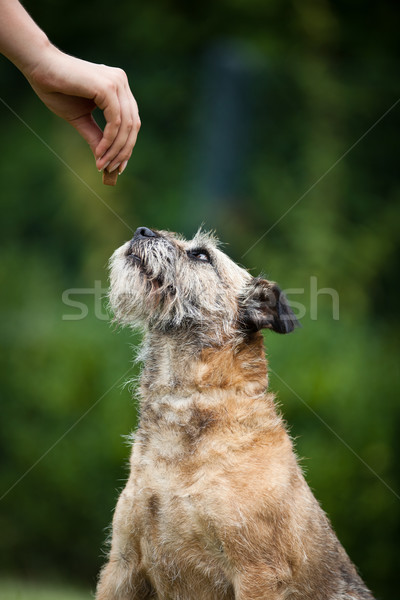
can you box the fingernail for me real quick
[109,162,121,173]
[103,160,111,170]
[119,160,128,174]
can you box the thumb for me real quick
[69,113,103,157]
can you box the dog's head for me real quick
[109,227,299,340]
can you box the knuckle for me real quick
[115,67,127,82]
[103,80,116,96]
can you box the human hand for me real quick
[26,44,140,174]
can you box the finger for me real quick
[93,80,122,166]
[97,87,138,172]
[106,118,140,173]
[69,113,103,156]
[99,94,140,171]
[99,100,131,171]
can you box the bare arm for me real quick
[0,0,140,174]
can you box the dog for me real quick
[96,226,375,600]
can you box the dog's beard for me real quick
[109,250,173,329]
[109,240,192,331]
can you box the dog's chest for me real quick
[126,397,246,593]
[130,393,280,518]
[121,394,293,598]
[135,395,222,465]
[130,442,233,595]
[131,396,226,518]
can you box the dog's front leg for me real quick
[96,487,154,600]
[96,557,153,600]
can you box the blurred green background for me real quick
[0,1,399,598]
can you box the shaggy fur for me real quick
[96,227,375,600]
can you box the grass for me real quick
[0,580,92,600]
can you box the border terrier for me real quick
[96,227,374,600]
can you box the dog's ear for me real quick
[239,277,299,334]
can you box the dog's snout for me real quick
[134,227,157,240]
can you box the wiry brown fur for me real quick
[96,228,374,600]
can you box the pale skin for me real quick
[0,0,140,174]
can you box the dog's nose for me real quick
[133,227,157,240]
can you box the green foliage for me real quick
[0,579,90,600]
[0,1,399,598]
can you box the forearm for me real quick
[0,0,51,75]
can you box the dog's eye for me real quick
[187,249,211,263]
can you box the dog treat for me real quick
[102,167,119,186]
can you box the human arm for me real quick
[0,0,140,174]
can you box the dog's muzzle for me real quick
[125,226,158,264]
